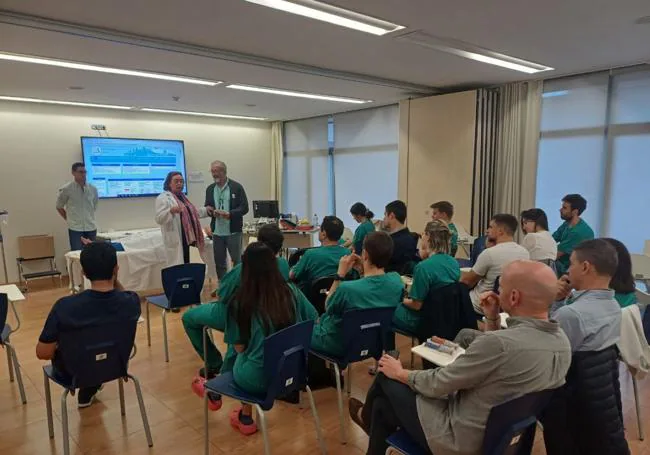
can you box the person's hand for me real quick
[220,211,231,220]
[556,275,572,301]
[170,205,182,214]
[80,236,92,246]
[204,225,213,237]
[205,206,215,217]
[337,253,360,277]
[479,291,500,319]
[378,354,406,381]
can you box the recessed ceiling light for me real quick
[140,108,267,121]
[0,52,222,86]
[227,84,371,104]
[0,95,132,110]
[397,31,554,74]
[244,0,404,36]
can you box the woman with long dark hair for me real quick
[603,238,637,308]
[520,208,557,262]
[348,202,376,254]
[214,242,317,435]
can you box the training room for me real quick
[1,1,650,454]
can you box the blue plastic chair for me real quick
[1,292,26,404]
[146,263,206,362]
[43,319,153,455]
[203,320,326,455]
[386,389,555,455]
[311,307,396,444]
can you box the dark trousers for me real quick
[180,226,190,264]
[362,373,430,455]
[68,229,96,251]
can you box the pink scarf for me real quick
[171,192,205,249]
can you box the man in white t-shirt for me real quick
[461,214,530,314]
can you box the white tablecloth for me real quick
[66,228,217,292]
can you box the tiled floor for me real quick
[2,281,649,454]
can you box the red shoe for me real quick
[229,407,258,435]
[191,376,222,411]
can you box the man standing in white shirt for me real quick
[56,162,99,251]
[461,214,530,314]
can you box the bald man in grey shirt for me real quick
[350,261,571,455]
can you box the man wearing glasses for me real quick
[205,160,249,279]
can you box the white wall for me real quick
[0,102,272,283]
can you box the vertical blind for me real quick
[283,105,399,229]
[536,66,650,253]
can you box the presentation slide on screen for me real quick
[81,137,186,198]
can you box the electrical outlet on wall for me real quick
[91,124,106,131]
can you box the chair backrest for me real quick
[418,283,477,342]
[308,276,336,314]
[482,389,555,455]
[341,307,395,364]
[57,319,138,389]
[262,320,314,408]
[288,248,312,267]
[0,293,8,340]
[470,235,487,266]
[161,263,206,308]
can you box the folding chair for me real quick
[386,389,555,455]
[0,292,26,404]
[146,263,205,362]
[311,307,395,444]
[203,320,326,455]
[43,319,153,455]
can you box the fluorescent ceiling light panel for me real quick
[0,52,221,86]
[397,31,553,74]
[227,84,370,104]
[0,95,132,110]
[140,108,267,121]
[244,0,404,35]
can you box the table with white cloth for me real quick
[66,228,217,293]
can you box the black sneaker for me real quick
[78,385,104,408]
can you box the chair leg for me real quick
[8,345,26,404]
[410,338,416,369]
[346,365,351,397]
[162,309,169,362]
[146,302,151,347]
[6,345,14,382]
[204,386,210,455]
[255,404,271,455]
[118,378,126,416]
[633,375,644,441]
[43,371,54,439]
[333,363,347,444]
[128,374,153,447]
[61,389,70,455]
[305,385,327,455]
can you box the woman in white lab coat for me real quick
[155,171,212,267]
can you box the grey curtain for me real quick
[494,81,543,225]
[471,89,499,236]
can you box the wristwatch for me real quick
[333,274,345,281]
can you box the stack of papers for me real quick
[412,339,466,367]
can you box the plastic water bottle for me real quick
[312,214,319,227]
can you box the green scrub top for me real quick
[552,219,595,274]
[223,284,317,394]
[291,245,350,287]
[311,272,403,357]
[448,222,459,257]
[218,257,290,304]
[615,292,637,308]
[393,254,460,333]
[352,220,376,255]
